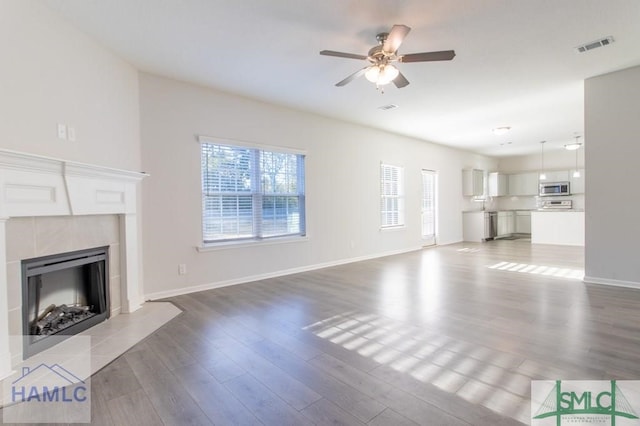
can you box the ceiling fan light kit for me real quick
[320,24,455,91]
[365,64,399,86]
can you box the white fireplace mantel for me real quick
[0,149,148,379]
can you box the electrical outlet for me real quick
[178,264,187,275]
[67,126,76,141]
[57,123,67,140]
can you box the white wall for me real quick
[139,73,496,298]
[0,0,144,335]
[0,0,140,171]
[584,65,640,287]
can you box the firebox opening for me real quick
[21,246,110,359]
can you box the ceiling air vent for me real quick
[574,36,614,53]
[378,104,399,111]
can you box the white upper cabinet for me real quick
[462,169,484,196]
[508,172,539,196]
[488,172,508,197]
[540,170,569,183]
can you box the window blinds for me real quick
[380,163,405,228]
[201,142,305,243]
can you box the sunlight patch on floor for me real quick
[303,311,532,424]
[488,261,584,280]
[457,247,481,253]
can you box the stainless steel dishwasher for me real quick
[484,211,498,241]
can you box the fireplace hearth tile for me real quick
[109,244,121,277]
[72,215,119,249]
[1,301,182,409]
[6,262,21,310]
[34,216,75,257]
[109,276,122,313]
[5,218,36,262]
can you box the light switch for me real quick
[67,126,76,141]
[57,123,67,140]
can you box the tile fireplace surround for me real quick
[0,149,157,379]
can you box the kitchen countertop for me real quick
[463,209,534,213]
[533,209,584,212]
[464,208,584,213]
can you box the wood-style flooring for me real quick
[6,240,640,425]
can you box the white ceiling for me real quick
[42,0,640,157]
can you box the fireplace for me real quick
[0,149,147,378]
[21,246,110,358]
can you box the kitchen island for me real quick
[531,210,584,246]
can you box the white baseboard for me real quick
[145,246,423,301]
[583,276,640,290]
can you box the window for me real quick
[421,169,437,245]
[380,163,404,228]
[201,141,305,244]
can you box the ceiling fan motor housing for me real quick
[368,45,385,62]
[376,32,389,44]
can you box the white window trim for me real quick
[380,162,405,229]
[197,235,309,252]
[199,137,307,246]
[198,135,306,156]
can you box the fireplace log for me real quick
[31,304,93,335]
[36,304,57,322]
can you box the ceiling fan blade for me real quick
[320,50,368,60]
[383,24,411,53]
[400,50,456,63]
[335,67,369,87]
[393,72,410,88]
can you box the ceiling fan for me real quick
[320,24,455,90]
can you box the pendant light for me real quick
[539,141,546,180]
[569,136,582,178]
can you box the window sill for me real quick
[380,225,406,232]
[197,235,309,252]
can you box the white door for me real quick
[421,170,437,246]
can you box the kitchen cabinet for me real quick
[463,211,491,242]
[462,169,484,196]
[508,172,539,196]
[488,172,508,196]
[531,211,584,246]
[515,210,531,234]
[497,211,514,237]
[569,169,585,194]
[541,170,569,182]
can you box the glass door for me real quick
[421,169,437,246]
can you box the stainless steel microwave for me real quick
[539,181,570,196]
